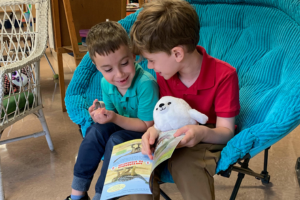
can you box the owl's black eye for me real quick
[168,102,171,105]
[156,108,158,110]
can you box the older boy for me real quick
[130,0,240,199]
[65,21,159,200]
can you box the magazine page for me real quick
[151,129,184,172]
[147,129,184,192]
[100,139,152,200]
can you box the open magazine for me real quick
[100,130,184,200]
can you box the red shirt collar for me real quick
[171,46,215,94]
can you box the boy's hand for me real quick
[88,99,101,122]
[142,126,159,160]
[88,99,99,115]
[91,108,116,124]
[89,99,116,124]
[173,125,208,148]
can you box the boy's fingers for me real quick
[149,143,156,159]
[149,130,158,145]
[103,109,109,116]
[91,110,100,119]
[176,131,193,148]
[88,105,94,113]
[90,110,95,117]
[176,138,187,148]
[142,131,154,160]
[148,154,153,160]
[99,108,105,115]
[92,99,98,108]
[91,110,97,115]
[99,108,108,114]
[89,99,98,113]
[150,146,155,160]
[141,133,150,154]
[173,126,188,137]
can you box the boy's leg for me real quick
[150,161,167,200]
[71,123,123,194]
[130,194,153,200]
[167,143,225,200]
[93,130,153,200]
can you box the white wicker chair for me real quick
[0,0,53,199]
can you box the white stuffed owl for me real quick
[153,96,208,132]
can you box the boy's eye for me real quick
[104,68,112,72]
[121,61,129,66]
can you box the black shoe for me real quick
[65,193,90,200]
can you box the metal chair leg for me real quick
[230,172,245,200]
[261,147,271,184]
[37,109,54,151]
[44,53,56,76]
[160,189,171,200]
[296,157,300,186]
[230,158,250,200]
[0,156,4,200]
[0,131,4,200]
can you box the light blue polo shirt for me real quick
[101,63,159,121]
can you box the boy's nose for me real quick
[159,103,165,107]
[116,70,124,77]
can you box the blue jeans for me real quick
[72,123,144,196]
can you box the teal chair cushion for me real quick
[186,1,300,173]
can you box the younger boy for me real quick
[130,0,240,199]
[65,21,159,200]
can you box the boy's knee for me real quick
[85,124,100,139]
[85,124,111,143]
[107,134,126,147]
[169,147,205,172]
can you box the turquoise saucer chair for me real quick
[65,0,300,199]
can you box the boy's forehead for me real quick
[142,51,158,58]
[93,45,131,65]
[142,51,169,59]
[141,51,150,58]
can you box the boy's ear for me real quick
[171,46,184,63]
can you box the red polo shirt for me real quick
[156,46,240,124]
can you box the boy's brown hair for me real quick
[86,21,130,61]
[130,0,200,55]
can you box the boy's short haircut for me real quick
[87,21,130,61]
[130,0,200,55]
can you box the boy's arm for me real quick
[174,117,235,148]
[113,77,159,132]
[91,107,153,132]
[174,69,239,147]
[112,78,159,132]
[93,75,158,132]
[113,115,154,132]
